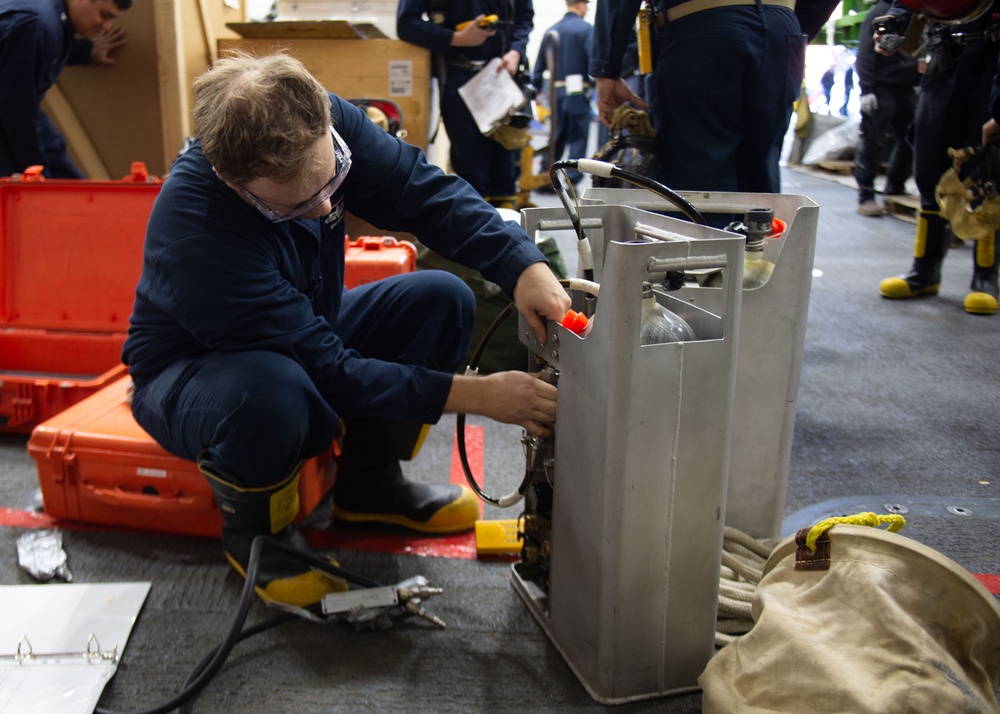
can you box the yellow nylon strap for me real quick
[804,512,906,553]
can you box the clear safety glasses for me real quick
[239,126,352,223]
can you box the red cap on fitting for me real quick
[561,310,590,335]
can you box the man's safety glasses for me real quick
[239,126,352,223]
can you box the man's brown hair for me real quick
[193,51,332,185]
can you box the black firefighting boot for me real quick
[200,459,347,608]
[880,210,950,299]
[333,418,478,534]
[964,231,999,315]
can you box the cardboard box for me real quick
[30,377,335,538]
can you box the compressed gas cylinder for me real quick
[639,283,696,344]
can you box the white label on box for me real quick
[389,60,412,97]
[136,468,167,479]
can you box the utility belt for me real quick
[447,59,490,71]
[657,0,795,24]
[946,26,1000,44]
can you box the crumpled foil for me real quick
[17,530,73,582]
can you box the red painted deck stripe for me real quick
[973,573,1000,595]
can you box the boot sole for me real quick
[333,507,477,534]
[334,487,479,534]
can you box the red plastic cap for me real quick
[561,310,590,335]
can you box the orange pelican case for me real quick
[0,165,160,433]
[344,236,417,289]
[29,376,336,538]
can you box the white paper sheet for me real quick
[457,58,527,135]
[0,582,150,714]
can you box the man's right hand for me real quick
[444,371,558,437]
[595,77,649,128]
[451,15,495,47]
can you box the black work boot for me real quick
[880,210,950,299]
[200,460,347,608]
[333,419,478,534]
[965,231,998,315]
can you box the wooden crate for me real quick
[44,0,246,179]
[884,194,920,225]
[218,33,432,151]
[817,159,855,175]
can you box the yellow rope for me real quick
[804,512,906,553]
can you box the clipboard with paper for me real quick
[457,58,528,136]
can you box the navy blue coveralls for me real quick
[889,1,1000,294]
[590,0,804,194]
[0,0,93,178]
[887,3,1000,218]
[852,0,920,204]
[397,0,533,206]
[122,95,547,488]
[532,8,594,184]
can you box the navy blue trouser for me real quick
[131,271,475,488]
[441,68,520,203]
[649,4,804,194]
[912,41,997,213]
[551,95,592,183]
[853,85,916,203]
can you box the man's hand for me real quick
[512,262,571,344]
[90,25,126,65]
[595,77,649,128]
[860,93,878,115]
[983,118,1000,145]
[445,371,558,437]
[451,15,495,47]
[499,50,520,76]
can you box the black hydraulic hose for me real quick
[96,536,384,714]
[548,162,595,282]
[549,158,708,226]
[457,301,531,507]
[455,277,598,508]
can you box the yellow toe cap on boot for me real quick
[964,291,998,315]
[880,276,939,299]
[225,552,349,609]
[417,485,479,534]
[334,484,479,534]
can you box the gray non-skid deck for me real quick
[0,167,997,713]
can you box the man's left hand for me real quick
[512,262,571,344]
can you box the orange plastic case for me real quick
[29,376,336,538]
[344,236,417,289]
[0,165,160,432]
